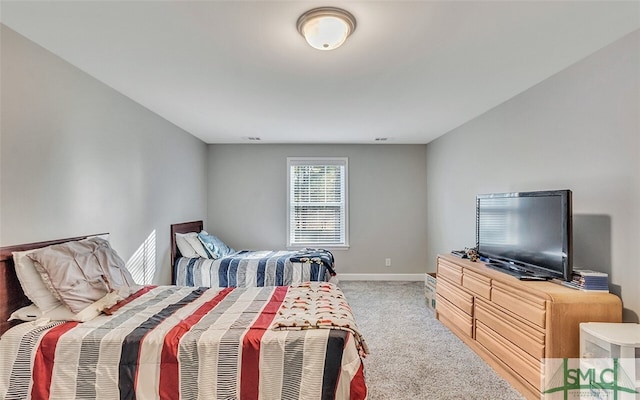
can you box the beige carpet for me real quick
[339,281,526,400]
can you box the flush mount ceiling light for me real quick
[297,7,356,51]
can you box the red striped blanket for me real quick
[0,284,367,400]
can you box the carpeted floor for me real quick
[339,281,526,400]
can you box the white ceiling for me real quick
[1,1,638,144]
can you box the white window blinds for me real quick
[287,157,348,248]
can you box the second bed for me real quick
[171,221,336,287]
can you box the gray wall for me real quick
[207,144,428,275]
[0,26,209,284]
[426,31,639,321]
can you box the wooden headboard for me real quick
[0,233,107,336]
[170,220,204,284]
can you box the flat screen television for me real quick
[476,189,573,281]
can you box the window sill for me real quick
[287,245,350,251]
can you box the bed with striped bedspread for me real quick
[174,250,335,287]
[0,283,367,400]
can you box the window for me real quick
[287,157,348,248]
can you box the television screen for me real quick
[476,190,572,280]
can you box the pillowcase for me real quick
[8,304,41,321]
[13,248,62,313]
[27,237,141,314]
[198,231,236,259]
[175,232,210,258]
[175,232,199,258]
[8,295,119,322]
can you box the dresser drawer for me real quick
[437,258,463,285]
[436,294,473,338]
[475,298,545,359]
[491,282,546,328]
[476,321,542,391]
[462,268,491,299]
[437,277,473,316]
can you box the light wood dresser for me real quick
[435,254,623,399]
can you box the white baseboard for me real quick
[338,273,425,281]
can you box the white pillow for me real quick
[8,304,41,321]
[27,237,140,314]
[175,232,199,258]
[8,293,120,322]
[13,237,133,322]
[175,232,210,258]
[12,249,61,313]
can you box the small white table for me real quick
[581,322,640,359]
[580,322,640,392]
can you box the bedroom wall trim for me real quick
[338,273,424,281]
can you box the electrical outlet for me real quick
[385,258,391,267]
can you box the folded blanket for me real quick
[271,282,368,357]
[289,248,336,276]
